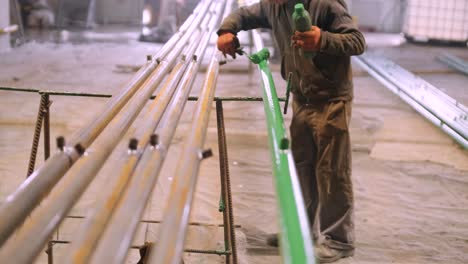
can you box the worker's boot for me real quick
[315,243,354,263]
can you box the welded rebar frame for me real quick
[0,86,287,263]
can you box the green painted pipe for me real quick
[249,43,315,264]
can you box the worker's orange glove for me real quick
[291,26,322,52]
[217,32,240,59]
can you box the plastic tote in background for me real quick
[403,0,468,44]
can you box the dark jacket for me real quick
[218,0,366,102]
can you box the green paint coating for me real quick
[255,52,315,264]
[280,137,290,150]
[218,198,225,212]
[249,48,270,64]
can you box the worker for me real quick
[216,0,365,263]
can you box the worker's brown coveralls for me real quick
[218,0,366,250]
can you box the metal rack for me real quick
[0,86,275,264]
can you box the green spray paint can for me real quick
[292,3,315,58]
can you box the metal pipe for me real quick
[0,0,213,248]
[89,10,219,264]
[62,29,205,264]
[437,53,468,76]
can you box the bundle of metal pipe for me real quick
[0,0,220,263]
[62,26,205,264]
[0,1,209,248]
[146,1,234,263]
[354,54,467,149]
[88,3,226,263]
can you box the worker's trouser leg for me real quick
[290,98,354,250]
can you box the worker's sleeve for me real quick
[318,0,366,56]
[217,1,271,35]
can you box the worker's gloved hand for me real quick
[217,32,240,59]
[292,26,322,52]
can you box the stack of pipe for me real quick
[354,54,468,149]
[0,0,228,263]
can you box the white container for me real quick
[404,0,468,43]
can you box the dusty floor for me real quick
[0,29,467,264]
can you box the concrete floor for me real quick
[0,29,467,263]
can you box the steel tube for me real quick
[437,53,468,76]
[62,30,204,264]
[0,0,213,248]
[89,11,219,264]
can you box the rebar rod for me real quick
[43,94,51,160]
[26,94,47,177]
[66,215,242,228]
[216,99,238,264]
[62,30,205,264]
[89,9,220,264]
[0,87,286,101]
[0,0,212,249]
[219,3,238,263]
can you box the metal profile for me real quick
[354,54,467,149]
